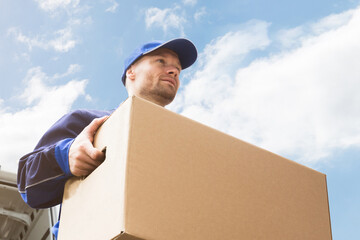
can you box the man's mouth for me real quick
[161,77,176,87]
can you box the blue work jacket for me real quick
[17,109,112,238]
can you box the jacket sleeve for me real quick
[17,109,110,208]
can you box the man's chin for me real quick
[155,89,177,104]
[158,92,176,104]
[139,89,176,106]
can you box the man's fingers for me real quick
[68,115,109,177]
[85,145,105,163]
[69,140,105,176]
[73,141,105,165]
[84,116,109,139]
[70,153,102,177]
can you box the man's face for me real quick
[127,48,182,106]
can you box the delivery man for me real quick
[17,38,197,238]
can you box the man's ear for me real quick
[126,67,136,81]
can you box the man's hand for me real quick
[69,116,108,177]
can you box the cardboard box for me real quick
[58,96,332,240]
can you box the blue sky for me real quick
[1,0,359,238]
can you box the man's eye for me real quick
[157,59,165,64]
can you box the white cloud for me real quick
[105,0,119,13]
[53,64,82,79]
[183,0,197,6]
[276,26,304,48]
[172,7,360,166]
[171,20,271,111]
[145,6,186,36]
[311,8,355,34]
[20,1,90,54]
[0,66,88,173]
[35,0,80,13]
[49,27,77,52]
[194,7,206,22]
[276,8,354,49]
[85,94,92,102]
[8,26,77,53]
[8,27,41,51]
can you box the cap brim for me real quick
[145,38,197,70]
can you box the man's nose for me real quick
[166,65,179,77]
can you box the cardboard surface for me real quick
[58,96,332,240]
[58,99,132,240]
[111,232,144,240]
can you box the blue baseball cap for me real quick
[121,38,197,85]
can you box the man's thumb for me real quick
[85,116,108,137]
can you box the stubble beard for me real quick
[141,82,177,106]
